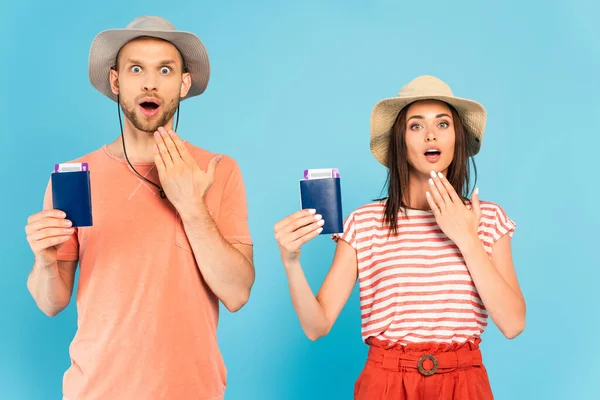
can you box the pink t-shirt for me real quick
[44,143,252,400]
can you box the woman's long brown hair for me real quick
[380,102,477,235]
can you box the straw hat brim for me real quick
[88,29,210,102]
[370,94,486,166]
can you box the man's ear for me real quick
[180,72,191,98]
[109,67,119,96]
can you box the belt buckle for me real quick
[417,354,438,376]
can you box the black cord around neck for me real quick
[117,94,180,199]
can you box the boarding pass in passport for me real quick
[303,168,340,180]
[54,162,89,173]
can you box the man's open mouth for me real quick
[139,99,161,117]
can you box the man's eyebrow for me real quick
[123,59,178,66]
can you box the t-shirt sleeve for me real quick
[331,212,357,250]
[42,178,79,261]
[216,159,253,246]
[490,203,516,244]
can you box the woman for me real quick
[274,75,526,399]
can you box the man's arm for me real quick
[153,127,254,312]
[27,259,78,317]
[180,204,254,312]
[25,208,78,317]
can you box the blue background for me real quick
[1,0,598,399]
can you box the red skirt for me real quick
[354,338,494,399]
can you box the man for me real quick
[24,16,255,400]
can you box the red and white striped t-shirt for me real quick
[333,200,516,345]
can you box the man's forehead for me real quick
[117,37,185,66]
[120,38,181,56]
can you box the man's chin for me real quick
[133,116,165,133]
[139,125,161,133]
[133,126,159,134]
[122,106,177,133]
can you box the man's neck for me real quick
[107,119,173,163]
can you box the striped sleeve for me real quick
[491,203,516,243]
[332,212,357,249]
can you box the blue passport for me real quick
[299,177,343,235]
[51,170,93,227]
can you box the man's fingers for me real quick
[25,217,72,235]
[29,227,75,243]
[33,235,71,252]
[154,144,166,172]
[168,129,194,164]
[154,130,174,167]
[157,127,183,164]
[206,155,223,178]
[27,210,66,225]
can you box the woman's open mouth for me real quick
[424,148,441,163]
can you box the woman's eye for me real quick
[410,124,422,131]
[439,122,449,128]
